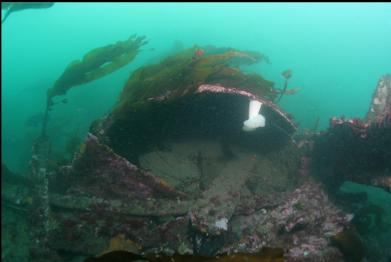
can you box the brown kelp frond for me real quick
[116,46,275,111]
[1,2,54,24]
[202,45,270,64]
[40,35,147,138]
[47,35,147,100]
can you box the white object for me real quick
[214,218,228,231]
[243,100,266,131]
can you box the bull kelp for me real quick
[47,34,147,100]
[41,35,147,136]
[117,46,274,106]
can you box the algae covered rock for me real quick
[312,74,391,191]
[50,133,186,200]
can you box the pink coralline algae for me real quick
[330,117,370,138]
[222,181,350,261]
[366,74,391,127]
[60,133,186,200]
[271,182,352,237]
[197,84,297,131]
[329,74,391,138]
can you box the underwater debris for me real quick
[220,181,348,257]
[9,133,345,259]
[220,181,348,260]
[189,156,257,239]
[271,182,351,235]
[330,74,391,132]
[6,135,348,261]
[28,135,59,260]
[47,192,190,216]
[307,74,391,261]
[92,45,297,163]
[365,74,391,127]
[312,74,391,191]
[52,133,186,200]
[1,2,54,24]
[9,45,355,261]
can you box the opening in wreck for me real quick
[104,92,293,165]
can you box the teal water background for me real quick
[2,3,391,173]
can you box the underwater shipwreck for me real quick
[2,34,391,262]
